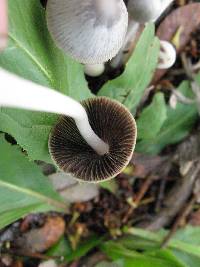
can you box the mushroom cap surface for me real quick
[46,0,128,64]
[49,97,137,182]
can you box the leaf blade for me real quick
[0,135,67,229]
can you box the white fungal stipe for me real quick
[158,40,176,69]
[110,18,139,68]
[84,63,105,77]
[0,68,109,155]
[128,0,174,23]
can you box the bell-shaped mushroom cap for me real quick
[46,0,128,64]
[127,0,161,23]
[49,97,137,182]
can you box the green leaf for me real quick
[100,180,118,194]
[123,226,200,267]
[123,257,181,267]
[95,260,124,267]
[145,249,186,267]
[0,0,92,162]
[98,23,160,112]
[136,81,198,154]
[172,251,200,267]
[137,93,167,139]
[172,226,200,267]
[100,241,182,267]
[124,227,200,259]
[0,135,67,229]
[47,237,72,258]
[65,235,103,263]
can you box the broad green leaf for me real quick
[124,227,200,259]
[137,93,167,139]
[172,226,200,267]
[110,226,200,267]
[98,23,160,112]
[100,241,182,267]
[173,251,200,267]
[145,249,186,267]
[136,81,198,154]
[0,0,92,162]
[123,226,200,267]
[0,135,67,229]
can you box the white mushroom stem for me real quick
[127,0,174,23]
[84,63,105,77]
[152,0,174,22]
[158,40,176,69]
[111,0,175,69]
[110,18,140,68]
[0,68,109,155]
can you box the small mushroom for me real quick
[0,69,137,182]
[49,97,137,182]
[46,0,128,64]
[84,63,105,77]
[110,18,140,68]
[127,0,174,23]
[111,0,176,70]
[158,40,176,69]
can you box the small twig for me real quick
[122,176,153,223]
[193,61,200,71]
[180,53,200,115]
[137,86,155,111]
[142,161,200,230]
[134,176,154,206]
[181,52,194,80]
[170,60,200,76]
[161,195,196,248]
[155,178,167,213]
[171,88,195,105]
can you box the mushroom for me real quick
[49,97,137,182]
[158,40,176,69]
[127,0,174,23]
[84,63,105,77]
[0,68,108,155]
[111,0,176,69]
[110,18,140,68]
[0,69,137,182]
[46,0,128,64]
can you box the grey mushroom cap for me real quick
[46,0,128,64]
[49,97,137,182]
[127,0,161,23]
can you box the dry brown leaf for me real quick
[153,3,200,83]
[17,217,65,253]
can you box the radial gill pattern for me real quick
[49,97,137,182]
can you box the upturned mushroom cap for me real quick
[49,97,137,182]
[46,0,128,64]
